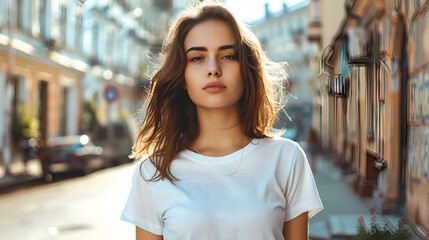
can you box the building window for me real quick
[75,13,82,52]
[92,22,99,60]
[105,20,114,65]
[0,1,9,28]
[16,0,32,32]
[17,0,25,30]
[60,6,67,46]
[310,0,320,23]
[39,0,46,38]
[112,25,120,66]
[60,87,70,136]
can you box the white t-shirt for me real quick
[121,137,323,240]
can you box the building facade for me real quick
[250,0,315,140]
[0,0,187,176]
[309,0,429,237]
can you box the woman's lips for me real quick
[203,82,226,93]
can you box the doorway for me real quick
[38,81,48,144]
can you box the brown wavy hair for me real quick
[130,2,289,182]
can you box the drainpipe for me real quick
[397,6,408,217]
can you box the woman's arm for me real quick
[283,212,309,240]
[136,226,163,240]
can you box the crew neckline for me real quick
[182,139,261,165]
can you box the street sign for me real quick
[104,85,119,103]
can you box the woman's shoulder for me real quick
[132,157,159,180]
[257,137,306,160]
[259,136,300,150]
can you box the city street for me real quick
[0,162,136,240]
[1,0,429,238]
[0,154,419,240]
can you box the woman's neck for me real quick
[192,106,248,157]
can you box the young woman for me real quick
[121,2,322,239]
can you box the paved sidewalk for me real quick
[0,159,42,189]
[308,155,418,239]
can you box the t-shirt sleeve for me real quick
[120,161,164,235]
[283,143,323,222]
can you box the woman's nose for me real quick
[207,57,222,77]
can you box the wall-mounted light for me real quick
[127,8,142,18]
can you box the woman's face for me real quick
[184,19,243,111]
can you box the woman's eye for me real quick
[221,55,237,60]
[190,56,204,62]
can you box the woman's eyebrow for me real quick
[186,46,207,54]
[185,44,235,54]
[218,45,234,51]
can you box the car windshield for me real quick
[96,126,108,140]
[113,124,126,139]
[50,143,82,152]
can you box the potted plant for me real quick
[352,208,412,240]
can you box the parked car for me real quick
[39,135,104,178]
[92,119,137,164]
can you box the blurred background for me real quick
[0,0,428,239]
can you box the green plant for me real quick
[352,208,412,240]
[82,98,100,133]
[12,102,41,141]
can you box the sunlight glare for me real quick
[225,0,306,23]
